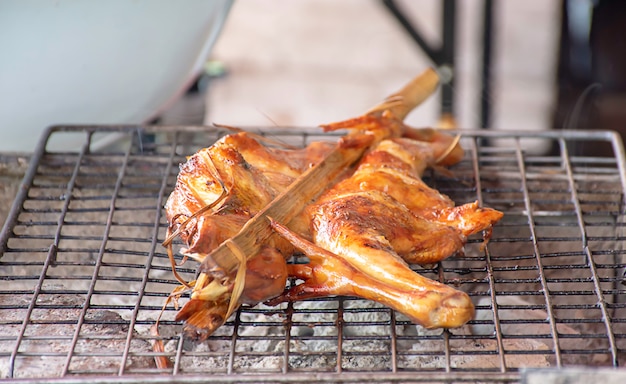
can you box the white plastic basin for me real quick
[0,0,232,151]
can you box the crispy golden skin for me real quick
[175,245,289,339]
[165,119,502,338]
[165,132,335,259]
[263,132,501,329]
[165,132,336,339]
[308,136,503,265]
[161,70,503,345]
[269,219,474,329]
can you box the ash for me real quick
[162,299,554,374]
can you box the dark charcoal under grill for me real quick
[1,125,625,383]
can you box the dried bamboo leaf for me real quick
[223,239,247,318]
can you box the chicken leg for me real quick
[268,219,474,329]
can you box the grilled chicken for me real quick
[166,124,502,337]
[264,130,502,329]
[165,131,335,261]
[315,136,504,264]
[268,219,473,329]
[174,245,289,335]
[163,70,504,340]
[165,132,336,338]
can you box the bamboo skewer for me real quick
[366,68,440,120]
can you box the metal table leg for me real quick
[382,0,494,129]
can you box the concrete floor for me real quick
[204,0,561,135]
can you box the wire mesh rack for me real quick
[1,125,626,383]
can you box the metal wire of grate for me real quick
[1,125,625,383]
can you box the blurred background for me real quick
[206,0,558,135]
[1,0,625,154]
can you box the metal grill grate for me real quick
[1,125,626,383]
